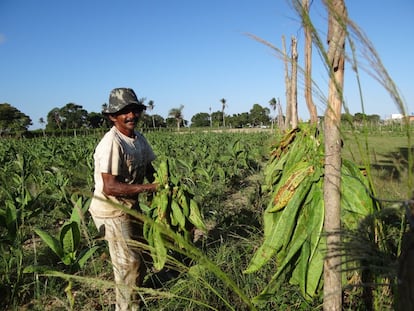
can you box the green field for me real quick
[0,128,412,310]
[342,131,413,200]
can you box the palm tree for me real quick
[39,117,46,136]
[269,98,277,129]
[209,106,212,128]
[169,105,184,131]
[220,98,227,127]
[147,100,155,128]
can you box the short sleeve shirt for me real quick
[89,126,156,218]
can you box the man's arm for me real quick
[102,173,157,197]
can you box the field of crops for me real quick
[0,128,411,310]
[0,129,275,310]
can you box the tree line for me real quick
[0,100,384,135]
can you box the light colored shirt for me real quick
[89,126,156,218]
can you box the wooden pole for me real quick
[323,0,347,310]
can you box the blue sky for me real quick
[1,0,413,129]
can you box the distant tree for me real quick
[209,106,212,127]
[140,113,151,129]
[191,112,210,127]
[45,104,87,130]
[220,98,227,127]
[341,112,353,124]
[59,103,88,129]
[168,105,184,130]
[46,108,62,131]
[269,98,278,129]
[147,100,156,128]
[228,112,250,128]
[39,117,46,136]
[249,103,270,127]
[166,117,187,128]
[211,111,223,127]
[87,112,105,128]
[353,112,366,126]
[0,103,32,134]
[140,113,166,129]
[165,117,176,128]
[152,114,166,128]
[368,114,380,124]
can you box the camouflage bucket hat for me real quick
[103,88,146,114]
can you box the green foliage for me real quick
[0,103,32,134]
[143,158,208,270]
[249,103,271,127]
[31,193,99,272]
[33,222,99,272]
[0,130,270,309]
[191,112,211,127]
[245,128,376,302]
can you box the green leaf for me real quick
[152,225,167,271]
[70,194,83,224]
[35,228,64,259]
[293,238,310,296]
[177,190,190,217]
[171,200,185,229]
[253,180,324,301]
[307,182,324,261]
[341,159,374,229]
[305,236,324,298]
[276,177,314,252]
[176,158,192,172]
[62,253,74,266]
[188,199,206,231]
[60,221,80,258]
[5,202,17,229]
[244,184,305,274]
[76,245,100,269]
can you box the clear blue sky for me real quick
[1,0,413,129]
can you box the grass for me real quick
[343,133,411,166]
[342,131,413,200]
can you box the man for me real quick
[89,87,158,311]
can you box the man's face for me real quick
[109,104,144,133]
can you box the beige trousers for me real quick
[92,214,148,311]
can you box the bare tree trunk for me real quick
[303,0,319,124]
[290,36,299,129]
[282,35,292,129]
[323,0,347,310]
[277,98,285,130]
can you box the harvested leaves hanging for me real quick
[244,127,375,302]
